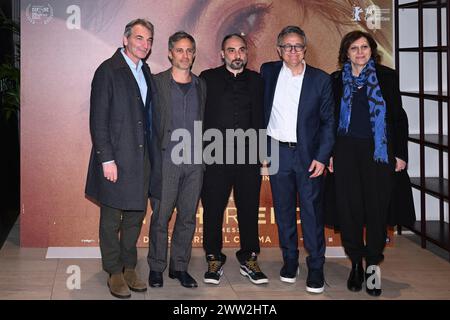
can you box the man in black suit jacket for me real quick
[200,34,268,286]
[85,19,161,299]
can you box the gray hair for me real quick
[277,26,307,46]
[124,18,154,38]
[168,31,196,51]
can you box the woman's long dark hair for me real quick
[338,30,380,68]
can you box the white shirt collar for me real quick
[281,60,306,77]
[120,48,143,72]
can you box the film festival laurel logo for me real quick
[351,4,391,30]
[26,3,54,25]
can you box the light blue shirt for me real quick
[121,48,148,105]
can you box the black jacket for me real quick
[331,64,408,162]
[261,61,335,166]
[325,64,415,228]
[200,65,263,133]
[85,49,161,210]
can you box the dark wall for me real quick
[0,0,19,248]
[0,0,13,64]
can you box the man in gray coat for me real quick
[147,31,206,289]
[85,19,161,299]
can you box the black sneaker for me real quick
[204,254,226,285]
[306,269,324,294]
[280,263,299,283]
[239,253,269,285]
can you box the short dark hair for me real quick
[338,30,380,67]
[277,26,307,46]
[168,31,196,51]
[124,18,154,38]
[221,33,247,51]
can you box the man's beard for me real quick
[228,59,245,70]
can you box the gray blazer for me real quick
[153,68,207,151]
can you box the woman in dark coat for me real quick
[328,31,412,296]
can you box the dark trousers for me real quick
[269,143,325,270]
[201,163,261,264]
[334,136,394,266]
[99,149,150,275]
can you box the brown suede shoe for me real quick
[107,273,131,299]
[123,268,147,292]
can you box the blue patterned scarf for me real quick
[338,58,388,163]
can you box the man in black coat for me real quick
[85,18,161,299]
[200,34,268,286]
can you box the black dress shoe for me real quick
[169,270,198,288]
[366,285,382,296]
[149,271,163,288]
[347,261,364,292]
[365,266,382,296]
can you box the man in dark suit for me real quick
[200,34,267,286]
[260,26,335,294]
[85,19,161,299]
[147,31,206,289]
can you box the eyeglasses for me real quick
[278,44,305,53]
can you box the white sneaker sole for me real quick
[306,285,324,294]
[280,276,297,283]
[203,278,220,285]
[280,266,299,283]
[203,269,223,285]
[239,268,269,285]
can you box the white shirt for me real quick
[267,61,306,143]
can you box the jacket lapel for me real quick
[113,49,145,108]
[264,62,282,126]
[297,66,312,121]
[159,69,173,132]
[142,64,152,108]
[375,66,388,102]
[195,77,205,121]
[268,62,282,109]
